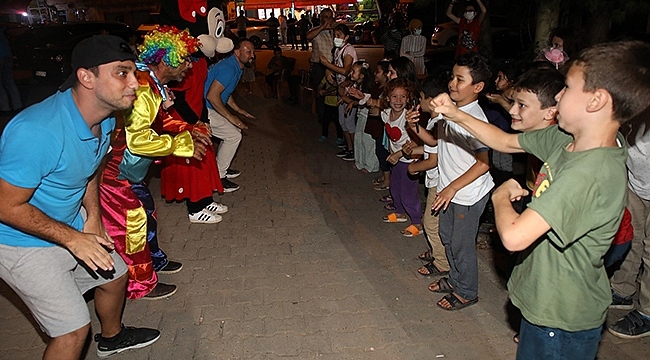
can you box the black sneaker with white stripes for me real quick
[95,325,160,358]
[221,178,240,192]
[225,168,241,179]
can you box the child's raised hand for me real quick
[347,87,364,100]
[344,101,355,115]
[402,140,414,156]
[493,179,530,202]
[431,93,460,121]
[386,152,400,165]
[405,105,421,129]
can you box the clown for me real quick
[159,1,235,223]
[100,26,211,299]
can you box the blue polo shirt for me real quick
[0,89,115,247]
[204,54,243,109]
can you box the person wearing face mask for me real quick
[400,19,427,76]
[446,0,487,58]
[320,24,358,160]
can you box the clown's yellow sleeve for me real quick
[124,85,194,158]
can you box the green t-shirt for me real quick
[508,125,627,331]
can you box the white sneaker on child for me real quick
[204,202,228,214]
[189,210,222,224]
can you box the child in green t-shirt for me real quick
[426,41,650,359]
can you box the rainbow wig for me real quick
[138,25,200,68]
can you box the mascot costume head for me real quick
[159,0,233,58]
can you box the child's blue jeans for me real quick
[517,318,601,360]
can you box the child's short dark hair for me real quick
[334,24,351,37]
[455,52,492,87]
[514,68,565,109]
[376,60,390,75]
[574,41,650,123]
[421,73,448,99]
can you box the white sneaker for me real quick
[188,210,222,224]
[204,202,228,214]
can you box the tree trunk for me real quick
[534,0,560,53]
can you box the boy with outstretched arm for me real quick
[407,52,494,310]
[427,41,650,359]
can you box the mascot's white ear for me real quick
[206,7,233,54]
[197,34,217,57]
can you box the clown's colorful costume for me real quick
[161,56,223,204]
[100,70,194,299]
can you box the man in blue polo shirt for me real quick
[0,35,160,359]
[205,38,256,192]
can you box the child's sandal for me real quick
[401,224,422,237]
[382,213,408,223]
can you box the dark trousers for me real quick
[300,32,309,50]
[310,63,326,120]
[321,104,343,138]
[269,28,279,48]
[375,139,391,172]
[237,30,247,39]
[287,30,297,48]
[186,197,214,215]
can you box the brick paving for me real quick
[1,82,649,359]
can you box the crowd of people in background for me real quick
[300,2,650,359]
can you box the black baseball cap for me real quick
[59,34,137,91]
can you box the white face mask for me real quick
[464,11,476,21]
[413,29,422,35]
[333,38,345,47]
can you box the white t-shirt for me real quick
[627,122,650,200]
[334,43,357,85]
[424,117,439,188]
[381,108,415,163]
[436,100,494,206]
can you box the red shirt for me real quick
[456,18,481,57]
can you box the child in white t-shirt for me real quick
[380,78,422,237]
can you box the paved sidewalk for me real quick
[1,83,648,359]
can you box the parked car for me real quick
[430,21,459,47]
[226,17,275,49]
[430,16,530,49]
[21,22,132,82]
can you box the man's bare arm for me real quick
[446,1,461,24]
[81,168,112,245]
[206,80,248,129]
[0,178,115,271]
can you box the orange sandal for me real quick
[382,213,408,223]
[401,224,422,237]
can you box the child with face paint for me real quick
[446,0,487,58]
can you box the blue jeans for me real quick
[517,318,601,360]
